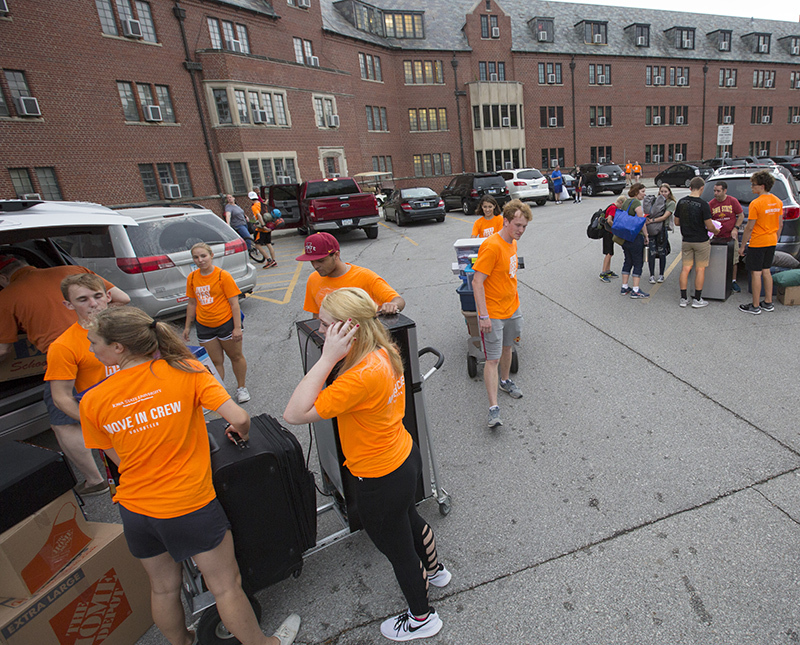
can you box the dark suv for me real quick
[441,173,510,215]
[578,163,626,196]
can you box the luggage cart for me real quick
[297,314,451,557]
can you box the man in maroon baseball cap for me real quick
[296,233,404,317]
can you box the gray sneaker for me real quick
[679,297,689,308]
[691,298,709,308]
[488,406,503,428]
[499,378,523,399]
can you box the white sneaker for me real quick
[679,298,689,308]
[691,298,709,308]
[380,610,443,641]
[649,275,656,284]
[236,387,251,403]
[273,613,301,645]
[657,275,665,283]
[427,563,452,588]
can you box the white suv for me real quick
[498,168,549,206]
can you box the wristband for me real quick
[479,315,490,320]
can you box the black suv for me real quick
[578,163,626,196]
[441,173,510,215]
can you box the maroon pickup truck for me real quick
[266,177,380,239]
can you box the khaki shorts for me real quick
[681,240,711,268]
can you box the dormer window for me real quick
[384,11,424,39]
[635,24,650,47]
[533,17,554,43]
[675,28,694,50]
[791,37,800,56]
[756,33,770,54]
[718,30,731,52]
[354,2,384,37]
[578,21,607,45]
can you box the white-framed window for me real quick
[209,84,289,127]
[293,38,314,65]
[208,18,249,53]
[95,0,157,42]
[313,95,336,128]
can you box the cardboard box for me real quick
[0,335,46,383]
[0,523,153,645]
[462,310,479,337]
[778,285,800,305]
[0,492,92,599]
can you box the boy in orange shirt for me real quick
[739,170,784,314]
[472,199,532,429]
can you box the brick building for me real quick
[0,0,799,211]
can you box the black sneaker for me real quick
[739,303,762,315]
[759,301,775,312]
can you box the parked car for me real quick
[383,187,446,225]
[654,163,713,188]
[577,163,626,196]
[440,173,510,214]
[701,166,800,258]
[0,200,141,442]
[767,156,800,179]
[498,168,549,206]
[702,156,762,171]
[545,172,577,201]
[266,177,381,239]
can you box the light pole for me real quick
[451,56,467,173]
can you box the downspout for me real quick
[569,56,576,166]
[173,2,223,195]
[451,56,467,173]
[701,62,708,160]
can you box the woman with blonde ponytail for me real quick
[284,288,449,642]
[81,307,300,645]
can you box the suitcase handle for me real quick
[208,431,221,454]
[418,347,444,382]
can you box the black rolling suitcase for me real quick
[208,414,316,593]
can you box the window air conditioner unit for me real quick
[15,96,41,117]
[793,115,800,123]
[598,116,606,125]
[720,41,730,51]
[122,19,143,39]
[593,34,603,44]
[308,55,319,67]
[677,77,687,86]
[765,80,773,88]
[538,31,548,42]
[328,172,340,178]
[501,117,511,127]
[675,153,683,161]
[164,184,181,199]
[653,115,661,125]
[654,76,663,85]
[726,78,735,86]
[0,0,9,16]
[759,43,768,53]
[597,75,606,84]
[759,149,769,156]
[683,39,692,48]
[550,159,558,167]
[226,39,242,53]
[21,193,42,200]
[762,115,771,124]
[599,156,607,163]
[297,0,311,7]
[548,117,557,127]
[724,115,732,124]
[652,155,661,162]
[637,36,647,46]
[491,27,500,38]
[144,104,162,122]
[791,148,798,155]
[489,73,499,81]
[676,116,684,124]
[504,161,514,169]
[326,114,340,127]
[277,175,292,184]
[253,109,268,123]
[793,45,800,55]
[547,73,556,84]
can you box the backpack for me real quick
[586,209,606,239]
[602,203,617,232]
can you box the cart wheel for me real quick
[467,355,478,378]
[196,595,262,645]
[510,349,519,374]
[248,246,265,263]
[439,496,452,516]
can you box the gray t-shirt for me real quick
[224,203,247,229]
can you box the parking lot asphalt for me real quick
[67,184,800,644]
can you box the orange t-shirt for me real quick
[45,321,119,392]
[625,163,633,175]
[473,233,519,319]
[472,215,504,238]
[0,266,114,352]
[748,192,783,248]
[633,164,642,175]
[303,264,400,315]
[80,359,230,518]
[314,348,412,478]
[186,266,241,327]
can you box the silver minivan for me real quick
[51,206,257,321]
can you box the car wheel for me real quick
[462,200,472,215]
[536,199,547,207]
[365,226,379,239]
[435,214,445,223]
[398,211,409,226]
[584,183,595,197]
[613,190,622,195]
[684,179,692,188]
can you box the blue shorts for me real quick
[118,498,231,561]
[42,381,79,425]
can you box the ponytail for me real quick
[91,307,201,373]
